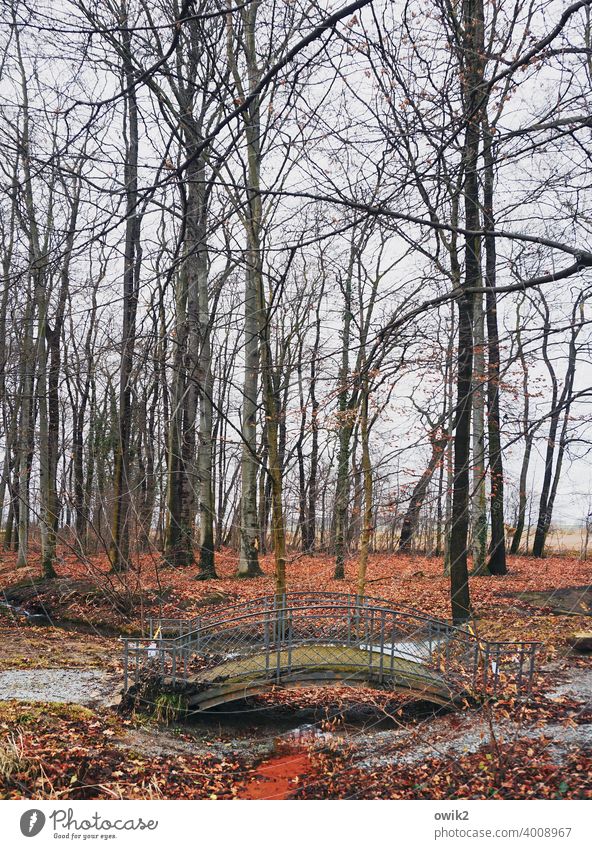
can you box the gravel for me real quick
[546,666,592,707]
[349,663,592,770]
[0,668,121,706]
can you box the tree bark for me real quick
[449,0,485,622]
[233,2,263,578]
[357,386,373,599]
[483,120,507,574]
[399,429,447,552]
[110,11,140,572]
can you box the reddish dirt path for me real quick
[237,751,312,799]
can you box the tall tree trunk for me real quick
[235,2,263,578]
[164,269,194,567]
[185,142,217,579]
[296,359,308,551]
[399,429,447,551]
[531,302,560,558]
[509,305,532,554]
[196,285,216,576]
[334,256,354,579]
[471,288,488,575]
[449,0,485,622]
[110,12,140,572]
[532,298,582,556]
[357,386,373,599]
[15,279,35,569]
[483,120,507,574]
[443,303,456,576]
[304,301,322,552]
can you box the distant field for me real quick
[369,526,591,556]
[527,526,588,555]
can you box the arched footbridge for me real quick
[122,593,540,710]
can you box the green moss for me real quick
[0,701,94,726]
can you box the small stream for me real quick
[0,599,127,637]
[0,599,53,626]
[235,722,344,799]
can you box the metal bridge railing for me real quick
[124,594,541,703]
[146,592,453,639]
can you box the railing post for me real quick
[264,613,270,674]
[390,618,396,678]
[195,616,201,653]
[515,645,524,692]
[528,644,537,694]
[287,609,293,674]
[123,641,129,692]
[492,645,500,694]
[482,642,491,691]
[378,610,386,683]
[347,597,352,646]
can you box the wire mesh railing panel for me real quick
[145,592,454,640]
[479,641,541,696]
[123,594,541,700]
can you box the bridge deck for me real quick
[183,644,461,709]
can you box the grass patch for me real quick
[153,693,188,725]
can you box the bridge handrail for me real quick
[171,602,484,650]
[124,594,542,700]
[146,591,455,638]
[139,598,542,656]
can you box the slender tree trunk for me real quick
[235,3,263,578]
[449,0,485,621]
[357,386,373,599]
[164,269,194,567]
[110,13,140,572]
[510,309,532,554]
[187,147,217,579]
[443,304,455,576]
[483,122,507,574]
[334,256,354,579]
[399,431,447,551]
[471,288,488,575]
[16,292,35,569]
[304,304,321,552]
[532,299,582,556]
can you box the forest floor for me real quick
[0,547,590,799]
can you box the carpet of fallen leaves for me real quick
[292,739,592,799]
[240,685,592,799]
[0,701,249,800]
[0,546,590,799]
[1,546,591,649]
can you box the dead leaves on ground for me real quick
[0,702,245,800]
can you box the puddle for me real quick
[236,723,332,799]
[237,750,311,799]
[277,723,336,745]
